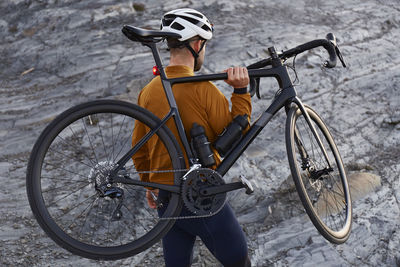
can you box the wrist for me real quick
[233,87,247,94]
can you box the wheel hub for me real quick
[88,161,122,198]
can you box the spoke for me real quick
[46,182,92,206]
[106,200,112,243]
[112,115,128,162]
[43,161,89,180]
[57,130,96,167]
[322,190,340,230]
[41,176,89,183]
[97,116,110,163]
[330,175,345,196]
[110,113,115,163]
[320,187,332,227]
[66,196,98,236]
[113,198,123,246]
[90,197,102,244]
[78,196,100,239]
[113,121,134,162]
[122,202,153,238]
[47,147,94,169]
[327,187,346,199]
[42,180,91,194]
[68,124,97,166]
[81,117,99,164]
[62,194,98,227]
[124,186,160,221]
[326,187,346,221]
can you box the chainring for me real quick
[181,168,226,216]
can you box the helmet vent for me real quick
[171,22,185,30]
[201,24,211,32]
[161,8,213,41]
[180,16,200,25]
[187,12,203,18]
[162,17,173,27]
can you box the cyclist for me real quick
[132,8,251,267]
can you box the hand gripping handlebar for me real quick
[248,33,346,70]
[247,33,346,97]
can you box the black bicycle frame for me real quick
[113,42,332,190]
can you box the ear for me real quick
[192,39,202,53]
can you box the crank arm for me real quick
[200,182,247,196]
[113,176,180,194]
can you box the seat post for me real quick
[147,42,167,80]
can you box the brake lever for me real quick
[256,78,261,99]
[335,45,347,68]
[326,33,346,68]
[249,77,261,99]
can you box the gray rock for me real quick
[1,0,399,266]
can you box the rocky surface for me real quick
[1,0,399,266]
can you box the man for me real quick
[132,8,251,267]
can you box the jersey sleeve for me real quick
[202,82,252,138]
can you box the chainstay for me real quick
[133,167,228,220]
[135,168,189,174]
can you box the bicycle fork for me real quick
[292,97,333,170]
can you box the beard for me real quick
[194,57,203,71]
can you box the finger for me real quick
[146,190,157,209]
[232,67,239,80]
[228,67,234,79]
[236,67,244,81]
[241,67,249,81]
[243,68,249,81]
[224,68,230,81]
[239,67,244,78]
[243,67,249,76]
[234,66,240,77]
[237,67,244,79]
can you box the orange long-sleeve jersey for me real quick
[132,65,251,185]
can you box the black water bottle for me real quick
[190,123,216,167]
[214,114,249,157]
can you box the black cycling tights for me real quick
[158,199,251,267]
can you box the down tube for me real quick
[216,87,296,176]
[216,122,265,176]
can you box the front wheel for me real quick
[286,104,352,244]
[26,100,185,260]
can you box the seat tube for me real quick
[160,79,195,163]
[148,42,195,163]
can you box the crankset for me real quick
[181,169,226,216]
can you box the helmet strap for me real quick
[185,40,207,71]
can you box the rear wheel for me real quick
[26,100,185,260]
[286,104,352,244]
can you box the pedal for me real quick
[240,175,254,195]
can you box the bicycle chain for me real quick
[135,168,228,220]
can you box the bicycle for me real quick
[26,25,352,260]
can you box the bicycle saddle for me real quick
[122,25,182,43]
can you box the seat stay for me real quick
[122,25,182,43]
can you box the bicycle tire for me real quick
[27,100,185,260]
[286,104,352,244]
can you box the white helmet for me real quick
[160,8,213,41]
